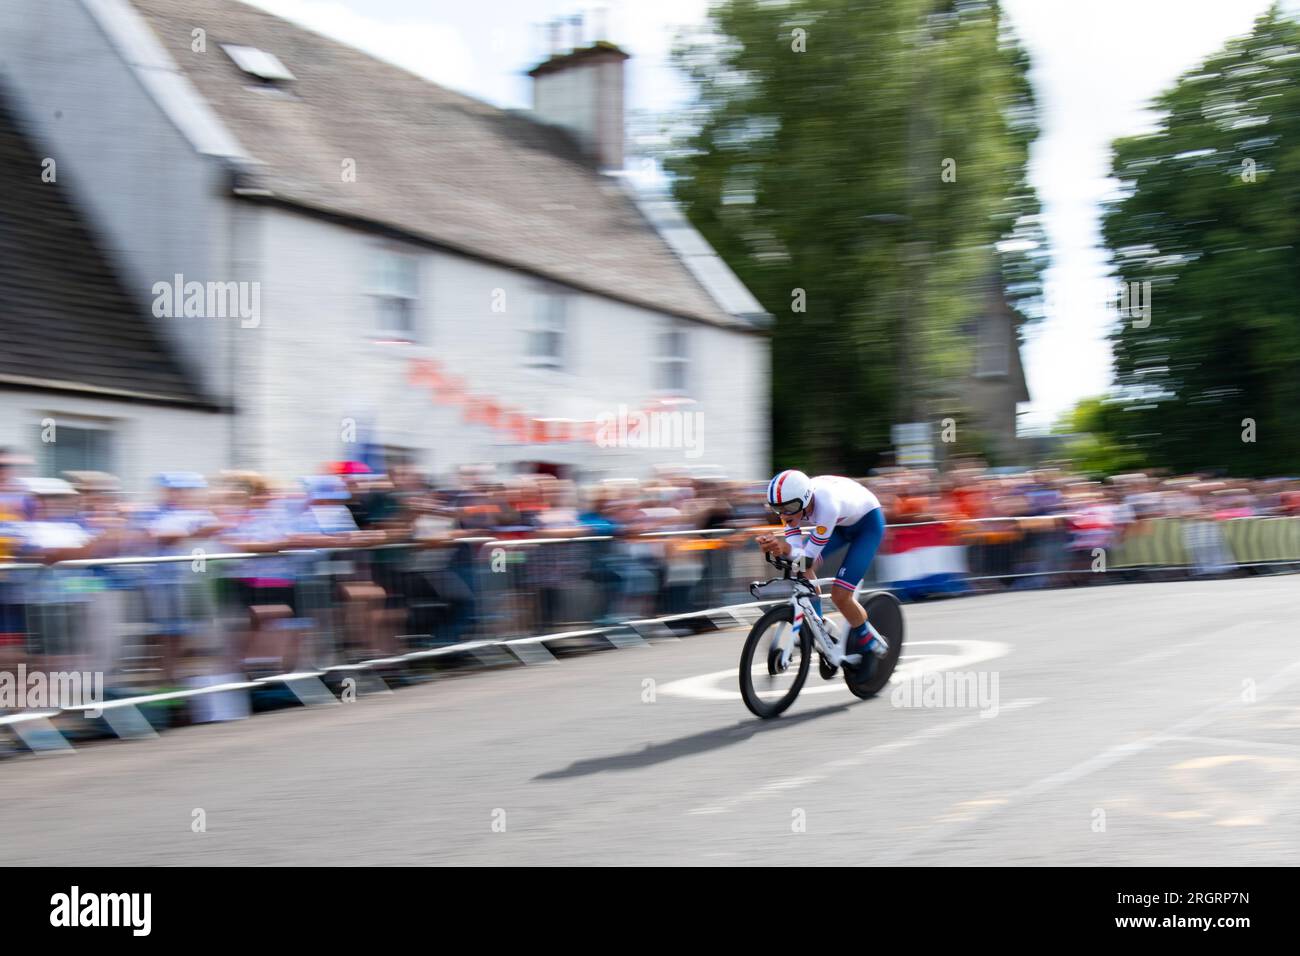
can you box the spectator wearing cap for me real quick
[4,478,103,670]
[8,478,97,562]
[294,476,366,539]
[140,472,224,546]
[135,472,225,688]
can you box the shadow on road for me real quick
[533,703,851,780]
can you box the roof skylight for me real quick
[222,45,295,82]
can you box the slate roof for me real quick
[129,0,764,330]
[0,87,208,406]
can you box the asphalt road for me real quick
[4,575,1300,865]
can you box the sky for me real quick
[245,0,1286,431]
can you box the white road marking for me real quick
[1166,734,1300,754]
[1118,638,1212,669]
[1168,752,1300,829]
[1117,621,1269,669]
[660,639,1010,702]
[875,654,1300,864]
[689,698,1046,815]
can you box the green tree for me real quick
[1102,4,1300,477]
[666,0,1043,473]
[1053,396,1147,477]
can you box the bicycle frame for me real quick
[753,555,862,670]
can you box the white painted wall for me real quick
[253,207,769,481]
[0,390,227,494]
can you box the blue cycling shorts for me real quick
[824,507,886,593]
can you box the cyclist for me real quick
[756,470,889,671]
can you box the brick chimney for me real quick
[528,38,630,171]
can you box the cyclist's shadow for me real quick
[533,703,851,781]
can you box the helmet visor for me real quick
[769,499,806,517]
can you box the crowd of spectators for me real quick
[2,446,1298,704]
[0,451,773,697]
[870,464,1300,581]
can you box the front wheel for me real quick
[843,591,905,700]
[739,604,811,719]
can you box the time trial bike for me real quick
[739,552,904,719]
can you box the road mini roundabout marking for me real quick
[659,639,1011,702]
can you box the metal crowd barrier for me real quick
[878,513,1300,598]
[2,515,1299,712]
[468,528,765,640]
[0,532,760,704]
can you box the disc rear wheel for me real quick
[843,591,905,700]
